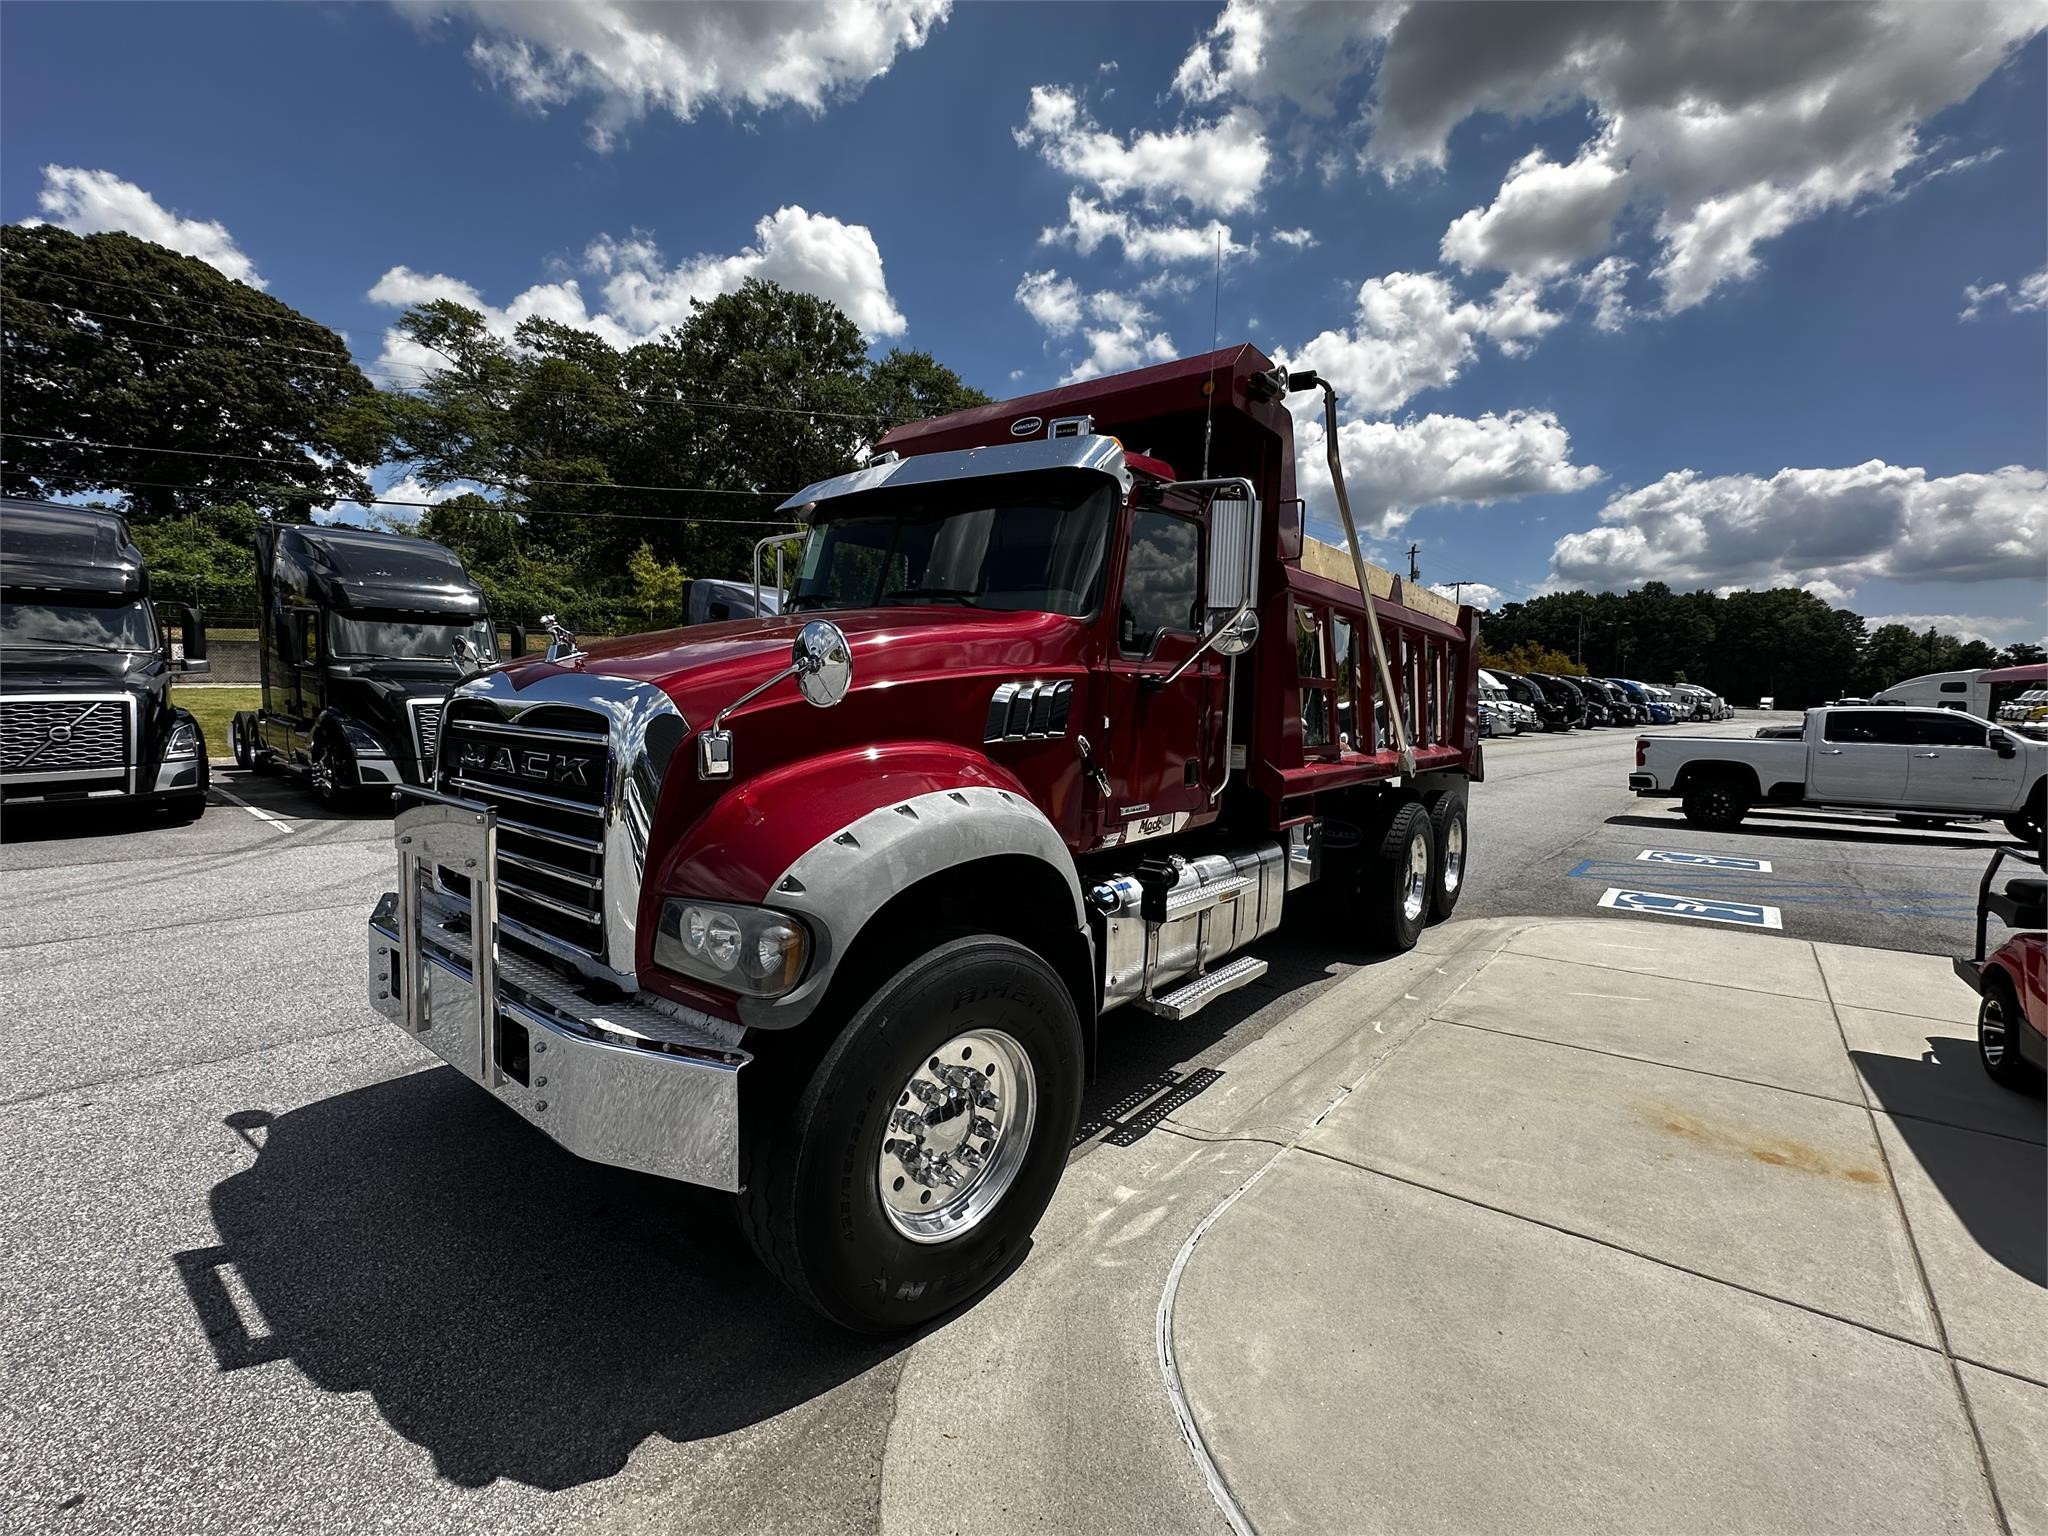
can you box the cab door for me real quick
[1900,712,2024,811]
[1809,710,1909,803]
[1097,507,1219,844]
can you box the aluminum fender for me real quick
[740,783,1083,1030]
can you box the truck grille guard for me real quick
[367,671,751,1191]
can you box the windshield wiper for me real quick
[880,588,978,606]
[1,639,128,651]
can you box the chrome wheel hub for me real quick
[879,1029,1036,1244]
[1442,819,1465,895]
[1401,830,1430,923]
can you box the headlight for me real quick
[341,721,390,757]
[656,899,809,997]
[164,720,201,758]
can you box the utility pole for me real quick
[1440,580,1481,605]
[1406,543,1421,583]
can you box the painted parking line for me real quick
[211,786,297,833]
[1598,888,1784,929]
[1635,848,1772,872]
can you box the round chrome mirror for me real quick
[1212,608,1260,658]
[792,619,853,707]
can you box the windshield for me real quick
[0,597,158,652]
[328,613,497,662]
[790,473,1115,618]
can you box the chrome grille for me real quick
[1,696,130,778]
[439,705,610,959]
[410,700,445,771]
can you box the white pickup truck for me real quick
[1631,706,2048,844]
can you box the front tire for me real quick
[1681,777,1751,830]
[309,739,356,810]
[1978,974,2045,1095]
[2006,787,2046,851]
[737,933,1084,1334]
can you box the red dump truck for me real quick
[365,345,1482,1331]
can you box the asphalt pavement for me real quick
[0,727,2029,1535]
[1465,713,2017,955]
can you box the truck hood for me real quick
[0,646,162,691]
[486,607,1081,729]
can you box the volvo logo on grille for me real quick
[458,739,593,788]
[46,724,73,743]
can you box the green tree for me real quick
[1480,639,1583,676]
[1998,641,2045,668]
[626,539,685,622]
[1,225,386,519]
[127,501,262,612]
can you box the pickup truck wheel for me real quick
[1360,801,1435,952]
[1978,974,2045,1094]
[1681,778,1750,830]
[1423,790,1467,923]
[2006,789,2046,852]
[736,933,1084,1334]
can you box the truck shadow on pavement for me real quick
[180,1071,906,1491]
[1604,812,2006,853]
[1850,1036,2046,1287]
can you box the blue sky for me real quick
[5,1,2043,643]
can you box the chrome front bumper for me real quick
[367,798,751,1191]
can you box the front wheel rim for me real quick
[878,1028,1037,1245]
[1982,999,2009,1067]
[1402,828,1430,923]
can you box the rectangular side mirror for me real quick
[508,623,528,658]
[1992,731,2017,758]
[1206,494,1257,612]
[164,602,210,674]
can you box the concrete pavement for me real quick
[1162,919,2047,1536]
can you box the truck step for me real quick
[1137,954,1268,1021]
[1160,873,1253,920]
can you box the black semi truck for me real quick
[0,498,211,820]
[232,523,508,807]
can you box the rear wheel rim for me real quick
[1402,828,1430,923]
[878,1028,1037,1244]
[1441,819,1465,895]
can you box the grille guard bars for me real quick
[369,794,751,1191]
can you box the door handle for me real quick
[1913,752,1940,759]
[1817,748,1843,755]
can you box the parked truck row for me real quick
[1480,669,1731,735]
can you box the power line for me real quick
[29,474,799,526]
[1,431,794,498]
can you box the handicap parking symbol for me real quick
[1635,848,1772,873]
[1598,888,1784,929]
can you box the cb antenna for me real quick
[1201,226,1222,479]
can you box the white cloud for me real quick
[584,206,906,339]
[1962,266,2048,320]
[1440,144,1631,279]
[1013,86,1270,216]
[1013,270,1174,382]
[1271,227,1318,249]
[1859,613,2042,647]
[1548,461,2048,594]
[28,167,264,287]
[1574,256,1636,332]
[409,0,950,149]
[1061,290,1176,383]
[1429,580,1506,611]
[1014,270,1082,336]
[368,205,905,377]
[1039,192,1247,265]
[1172,0,1395,113]
[319,473,485,527]
[1294,409,1603,537]
[1281,270,1560,417]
